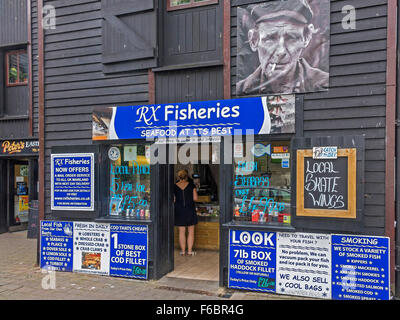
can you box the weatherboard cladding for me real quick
[40,0,388,234]
[230,0,387,234]
[0,0,28,46]
[32,0,40,136]
[41,0,149,215]
[0,0,30,138]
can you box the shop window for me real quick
[108,145,151,220]
[6,50,28,86]
[167,0,218,11]
[233,141,291,225]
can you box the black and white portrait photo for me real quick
[236,0,330,96]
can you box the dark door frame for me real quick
[158,142,224,282]
[0,159,7,233]
[7,159,30,227]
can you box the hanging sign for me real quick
[51,153,94,211]
[92,95,295,141]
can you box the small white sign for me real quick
[233,143,243,158]
[312,146,338,159]
[271,152,290,159]
[124,145,137,161]
[73,222,110,276]
[276,232,332,299]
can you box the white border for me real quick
[51,153,95,211]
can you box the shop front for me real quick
[42,94,390,300]
[0,139,39,234]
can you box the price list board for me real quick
[228,230,277,293]
[51,153,94,211]
[276,232,331,299]
[110,224,148,279]
[331,235,390,300]
[40,221,74,272]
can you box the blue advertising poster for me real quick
[92,95,295,141]
[331,234,390,300]
[228,230,276,292]
[51,153,94,211]
[40,221,74,272]
[109,224,148,279]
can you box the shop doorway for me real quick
[166,143,220,282]
[0,159,38,233]
[9,160,30,230]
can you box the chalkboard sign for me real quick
[27,200,39,238]
[296,149,356,218]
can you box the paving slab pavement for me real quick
[0,230,310,301]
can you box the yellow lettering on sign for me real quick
[1,141,25,154]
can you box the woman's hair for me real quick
[177,169,189,181]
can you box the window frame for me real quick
[5,50,28,87]
[106,143,152,221]
[167,0,218,11]
[232,138,292,227]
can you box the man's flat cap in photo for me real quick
[248,0,313,25]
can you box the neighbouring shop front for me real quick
[0,139,39,234]
[40,95,390,300]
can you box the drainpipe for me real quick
[395,0,400,298]
[37,0,45,266]
[387,0,397,298]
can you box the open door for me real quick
[163,143,221,282]
[152,162,175,279]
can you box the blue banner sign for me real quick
[40,221,74,272]
[228,230,277,292]
[331,234,390,300]
[110,224,148,279]
[92,95,295,141]
[51,153,94,211]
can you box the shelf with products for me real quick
[195,202,219,220]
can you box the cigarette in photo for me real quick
[271,63,276,72]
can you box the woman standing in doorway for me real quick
[174,169,198,256]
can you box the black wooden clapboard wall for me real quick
[101,0,158,73]
[0,0,30,138]
[231,0,388,236]
[35,0,389,239]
